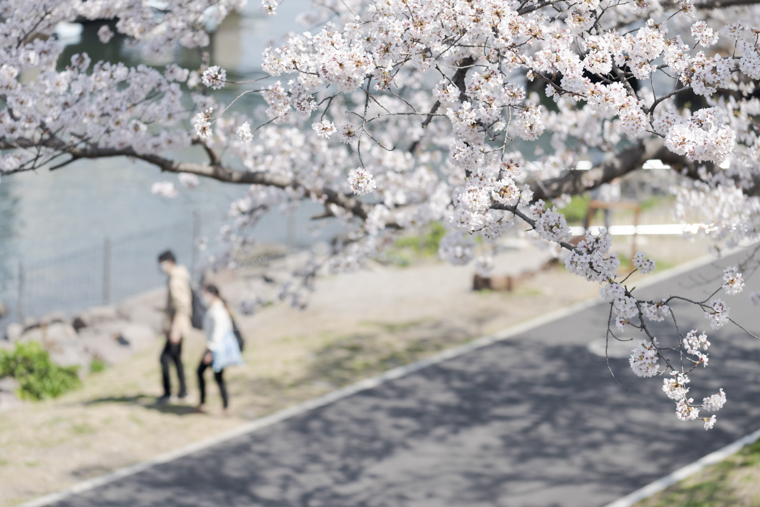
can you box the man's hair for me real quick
[157,250,176,263]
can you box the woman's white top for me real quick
[202,299,233,351]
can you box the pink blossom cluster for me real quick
[722,266,744,295]
[702,389,727,412]
[663,373,690,401]
[684,330,710,356]
[632,253,656,274]
[565,229,620,283]
[629,340,660,378]
[347,168,377,195]
[641,301,670,322]
[704,298,730,329]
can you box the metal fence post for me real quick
[103,236,111,305]
[191,212,200,281]
[17,261,24,324]
[287,211,295,248]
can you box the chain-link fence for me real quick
[8,219,196,324]
[0,203,346,331]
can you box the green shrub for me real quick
[550,194,590,225]
[391,221,447,258]
[384,222,447,266]
[0,342,81,400]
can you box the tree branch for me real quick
[526,138,692,200]
[696,0,760,8]
[43,144,372,220]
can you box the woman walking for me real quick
[198,284,242,414]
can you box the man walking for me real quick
[157,250,192,404]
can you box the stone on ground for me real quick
[77,321,157,365]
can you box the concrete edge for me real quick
[603,427,760,507]
[16,248,743,507]
[17,296,602,507]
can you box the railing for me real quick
[0,203,344,329]
[10,218,197,324]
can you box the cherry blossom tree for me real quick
[2,0,760,428]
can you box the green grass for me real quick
[551,194,672,226]
[71,423,95,435]
[90,358,107,374]
[128,414,144,426]
[359,319,431,333]
[304,322,467,388]
[553,194,591,225]
[384,222,447,266]
[637,439,760,506]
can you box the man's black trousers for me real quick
[160,339,187,397]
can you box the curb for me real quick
[18,296,602,507]
[603,427,760,507]
[18,248,744,507]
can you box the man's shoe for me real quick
[177,394,189,403]
[155,395,172,405]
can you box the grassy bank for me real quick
[636,438,760,507]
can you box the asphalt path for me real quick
[49,250,760,507]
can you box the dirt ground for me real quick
[0,231,714,507]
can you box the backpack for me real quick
[190,288,207,330]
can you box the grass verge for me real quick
[636,438,760,507]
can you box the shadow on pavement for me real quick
[51,251,760,507]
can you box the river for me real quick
[0,1,342,326]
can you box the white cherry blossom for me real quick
[630,340,660,378]
[312,120,337,139]
[236,122,253,143]
[151,182,178,198]
[722,266,744,295]
[705,299,730,329]
[347,168,377,195]
[632,253,656,274]
[702,389,726,412]
[201,65,227,90]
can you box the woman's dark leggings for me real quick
[197,359,228,408]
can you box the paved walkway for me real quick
[48,251,760,507]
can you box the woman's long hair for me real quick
[203,284,233,317]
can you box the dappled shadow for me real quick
[84,395,153,406]
[84,394,200,416]
[51,250,760,507]
[300,316,488,389]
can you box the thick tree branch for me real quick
[526,138,692,200]
[451,56,476,102]
[42,144,372,220]
[193,139,222,166]
[409,56,475,153]
[676,157,760,198]
[696,0,760,8]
